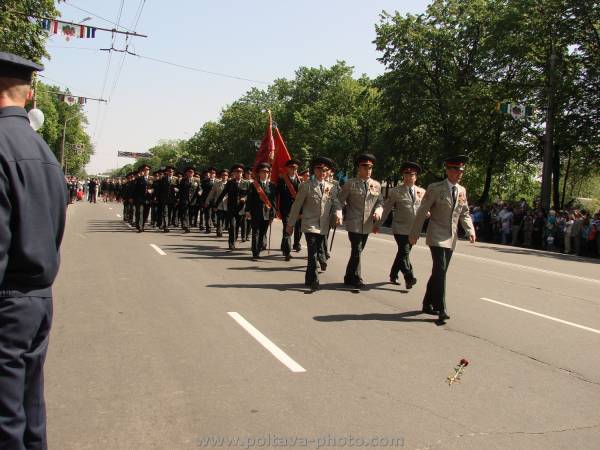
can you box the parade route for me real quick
[47,203,600,450]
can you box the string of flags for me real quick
[117,151,152,159]
[41,19,97,40]
[496,102,533,119]
[58,94,87,105]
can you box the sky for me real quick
[43,0,430,174]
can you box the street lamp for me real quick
[60,113,80,171]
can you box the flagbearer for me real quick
[409,155,476,325]
[287,157,342,291]
[246,162,277,260]
[278,159,302,260]
[377,162,425,288]
[339,153,384,290]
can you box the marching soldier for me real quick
[178,166,200,233]
[246,162,277,260]
[278,158,302,260]
[199,167,216,233]
[206,168,229,237]
[122,172,135,224]
[377,162,425,288]
[156,165,178,232]
[241,167,254,241]
[216,164,251,249]
[132,164,151,232]
[149,169,163,227]
[287,157,342,291]
[338,153,384,290]
[409,155,476,324]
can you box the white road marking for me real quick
[150,244,166,256]
[116,214,122,218]
[227,312,306,373]
[361,231,600,285]
[481,297,600,335]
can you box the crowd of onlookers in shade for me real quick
[470,199,600,258]
[65,176,102,204]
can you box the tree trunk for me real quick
[478,121,502,205]
[560,147,572,209]
[551,142,560,210]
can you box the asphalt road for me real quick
[47,202,600,450]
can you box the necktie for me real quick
[364,181,369,194]
[319,183,324,194]
[409,187,415,202]
[452,186,457,207]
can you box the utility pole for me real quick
[540,44,557,211]
[60,114,80,172]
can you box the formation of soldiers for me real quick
[113,153,475,325]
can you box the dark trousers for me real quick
[0,297,52,450]
[251,219,270,257]
[216,210,228,235]
[158,204,175,229]
[423,246,453,313]
[344,232,369,284]
[227,212,243,245]
[201,207,212,231]
[390,234,414,282]
[179,204,190,230]
[305,232,327,285]
[189,205,199,227]
[134,203,150,230]
[281,218,302,255]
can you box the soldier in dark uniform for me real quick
[132,164,151,232]
[198,167,216,233]
[216,164,251,250]
[155,165,178,232]
[246,162,277,260]
[149,169,162,227]
[178,167,200,233]
[0,52,68,450]
[241,167,254,241]
[122,172,135,224]
[278,159,302,260]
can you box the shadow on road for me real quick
[206,282,307,293]
[162,243,289,263]
[313,310,436,323]
[475,244,600,265]
[86,220,135,233]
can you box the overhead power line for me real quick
[62,0,136,33]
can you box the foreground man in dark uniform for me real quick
[216,164,250,250]
[0,52,67,450]
[132,164,151,232]
[409,155,476,325]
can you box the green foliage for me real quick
[0,0,58,62]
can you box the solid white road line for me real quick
[150,244,166,256]
[481,297,600,335]
[360,231,600,285]
[116,214,122,218]
[227,312,306,373]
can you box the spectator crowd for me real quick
[470,199,600,258]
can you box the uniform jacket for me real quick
[246,180,277,221]
[156,176,179,204]
[409,180,475,250]
[287,179,342,235]
[178,177,200,205]
[338,178,384,234]
[277,174,301,219]
[132,175,150,204]
[378,184,426,235]
[206,179,227,210]
[198,178,215,205]
[0,107,67,297]
[216,178,251,214]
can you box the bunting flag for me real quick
[41,19,97,41]
[117,151,152,158]
[58,94,86,105]
[496,102,533,119]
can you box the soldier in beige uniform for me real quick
[409,155,476,324]
[339,153,384,289]
[377,162,425,288]
[287,157,342,291]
